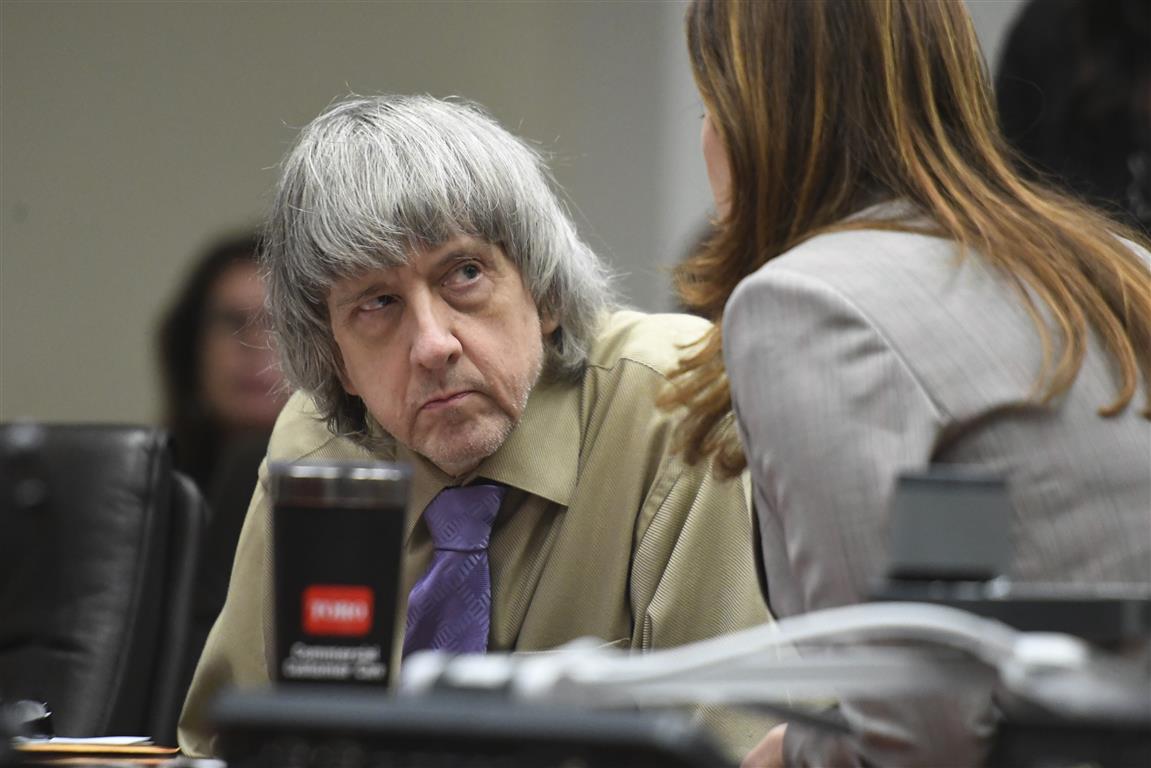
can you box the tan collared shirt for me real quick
[178,310,773,757]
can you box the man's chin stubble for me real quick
[421,415,515,478]
[417,350,542,477]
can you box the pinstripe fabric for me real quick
[723,224,1151,767]
[179,310,774,759]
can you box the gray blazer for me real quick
[723,224,1151,766]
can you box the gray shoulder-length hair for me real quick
[262,94,616,443]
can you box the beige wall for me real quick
[0,0,1024,425]
[1,0,709,424]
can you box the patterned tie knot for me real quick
[423,483,503,552]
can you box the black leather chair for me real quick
[0,423,207,745]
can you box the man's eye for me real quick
[446,262,483,286]
[358,295,396,313]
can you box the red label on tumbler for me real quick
[303,585,374,636]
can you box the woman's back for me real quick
[724,220,1151,617]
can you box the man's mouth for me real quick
[419,390,474,412]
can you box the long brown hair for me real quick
[665,0,1151,477]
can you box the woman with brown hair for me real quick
[665,1,1151,765]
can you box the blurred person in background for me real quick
[665,0,1151,765]
[996,0,1151,230]
[157,232,289,665]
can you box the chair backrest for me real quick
[0,423,206,745]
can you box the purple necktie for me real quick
[403,483,505,657]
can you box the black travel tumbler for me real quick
[270,460,411,687]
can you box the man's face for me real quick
[327,236,556,477]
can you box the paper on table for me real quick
[14,735,154,745]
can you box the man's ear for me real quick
[540,306,560,336]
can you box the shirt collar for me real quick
[367,374,582,540]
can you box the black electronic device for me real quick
[885,465,1013,582]
[271,461,411,688]
[211,687,731,768]
[875,466,1151,646]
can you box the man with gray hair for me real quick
[178,94,770,757]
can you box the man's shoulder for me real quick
[266,391,376,463]
[586,310,713,379]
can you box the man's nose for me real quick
[409,304,462,370]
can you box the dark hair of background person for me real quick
[157,231,287,670]
[158,231,264,487]
[662,0,1151,476]
[996,0,1151,231]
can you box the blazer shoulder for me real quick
[727,228,1051,421]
